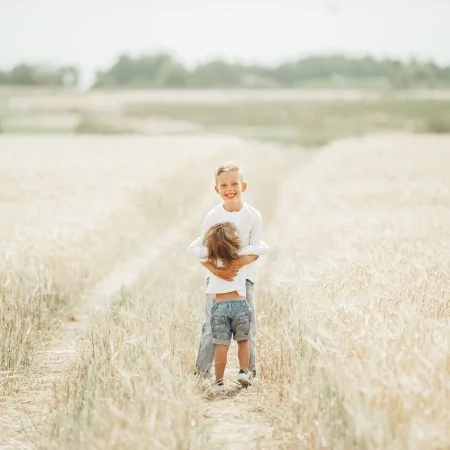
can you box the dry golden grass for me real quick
[0,135,197,396]
[0,130,449,449]
[255,133,450,449]
[45,230,207,449]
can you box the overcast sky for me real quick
[2,0,449,85]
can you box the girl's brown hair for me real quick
[202,222,241,267]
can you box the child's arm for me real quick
[185,211,213,259]
[187,236,269,259]
[201,261,238,281]
[186,235,208,259]
[186,209,269,258]
[239,241,269,256]
[233,210,269,269]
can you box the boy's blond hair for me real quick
[214,161,244,183]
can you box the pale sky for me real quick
[2,0,450,86]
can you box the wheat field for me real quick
[0,126,449,449]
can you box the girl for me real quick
[202,222,252,389]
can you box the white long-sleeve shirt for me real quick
[186,202,269,284]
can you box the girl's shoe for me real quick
[237,369,250,387]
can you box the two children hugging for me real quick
[186,162,269,390]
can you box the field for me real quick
[2,87,450,146]
[0,88,449,449]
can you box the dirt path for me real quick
[191,147,313,449]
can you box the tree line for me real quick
[2,54,450,89]
[0,64,80,88]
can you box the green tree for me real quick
[189,61,242,87]
[10,64,37,85]
[89,53,450,89]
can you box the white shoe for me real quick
[212,380,226,394]
[237,370,250,387]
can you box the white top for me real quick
[186,202,269,284]
[205,266,247,297]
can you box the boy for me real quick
[186,161,268,381]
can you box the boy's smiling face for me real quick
[215,170,247,208]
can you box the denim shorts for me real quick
[210,300,251,345]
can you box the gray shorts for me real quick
[210,300,251,345]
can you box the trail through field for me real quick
[190,149,312,450]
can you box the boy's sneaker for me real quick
[212,379,225,394]
[237,369,250,387]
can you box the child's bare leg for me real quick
[214,344,229,381]
[237,339,249,372]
